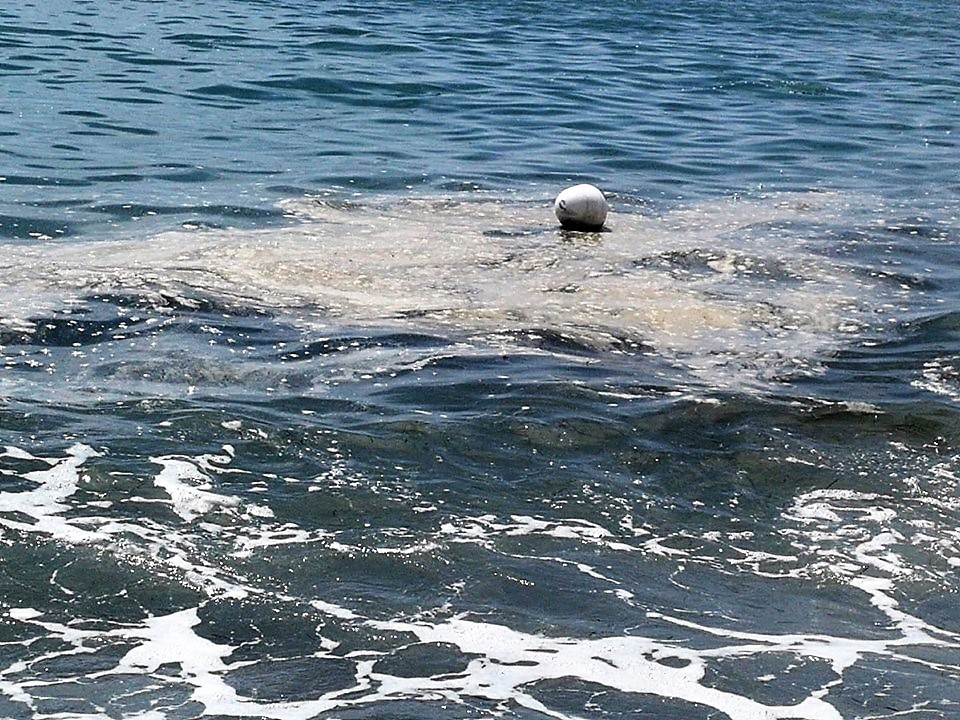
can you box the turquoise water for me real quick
[2,2,960,719]
[3,0,957,236]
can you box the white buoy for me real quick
[554,184,608,230]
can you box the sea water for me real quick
[1,2,960,719]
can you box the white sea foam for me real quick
[0,444,105,545]
[0,600,836,720]
[151,456,242,523]
[784,481,960,648]
[364,614,844,720]
[0,444,270,600]
[914,356,960,402]
[1,439,959,719]
[0,191,892,390]
[7,584,949,720]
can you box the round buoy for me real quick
[554,184,608,230]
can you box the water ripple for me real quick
[0,0,957,236]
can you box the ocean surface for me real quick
[2,2,960,719]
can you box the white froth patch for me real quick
[111,607,232,675]
[782,474,960,656]
[232,525,326,558]
[367,614,847,720]
[441,513,638,553]
[11,599,854,720]
[0,444,269,600]
[3,444,959,720]
[151,456,242,522]
[914,356,960,402]
[0,191,892,390]
[311,599,363,621]
[0,443,106,544]
[7,607,42,621]
[0,446,51,462]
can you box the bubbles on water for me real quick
[0,190,916,396]
[2,190,960,718]
[2,425,960,719]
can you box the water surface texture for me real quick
[2,2,960,719]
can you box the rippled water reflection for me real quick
[3,0,959,238]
